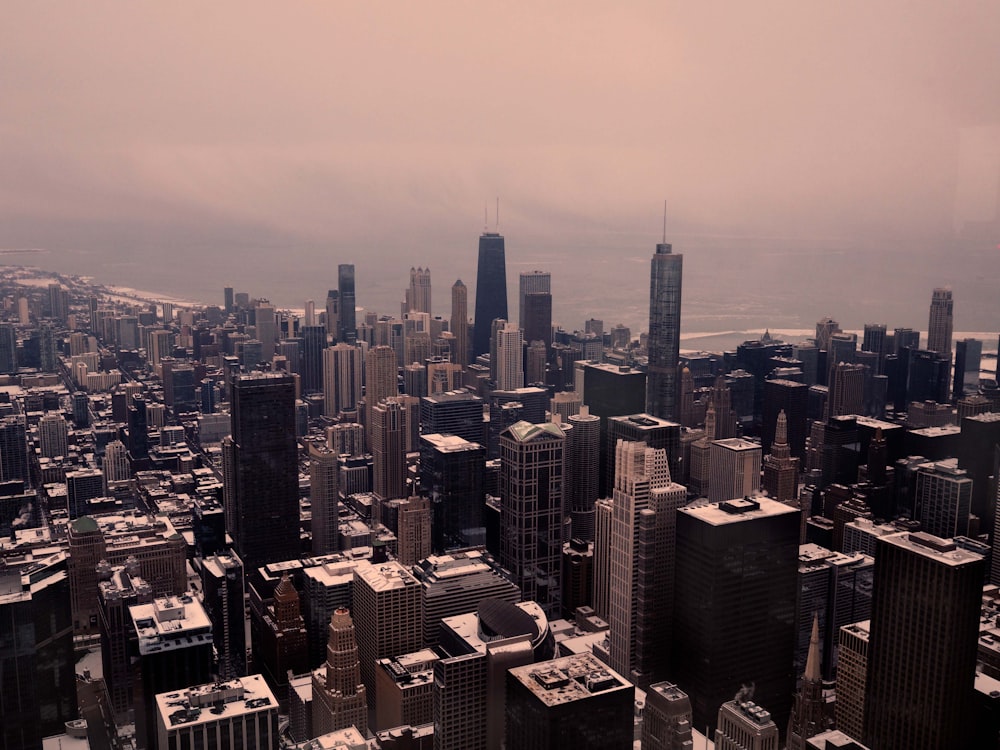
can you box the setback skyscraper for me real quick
[472,232,507,358]
[646,240,683,420]
[450,279,469,367]
[926,287,953,359]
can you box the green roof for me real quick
[70,516,99,534]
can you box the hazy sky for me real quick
[2,3,999,329]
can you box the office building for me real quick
[228,373,300,573]
[709,438,762,504]
[201,552,247,680]
[371,397,410,504]
[827,362,866,418]
[154,675,279,750]
[518,270,551,329]
[309,441,340,556]
[38,411,69,458]
[472,232,507,358]
[98,559,153,718]
[646,239,683,421]
[396,495,432,566]
[301,324,327,394]
[605,412,682,488]
[714,700,779,750]
[324,343,363,417]
[500,421,566,617]
[762,378,808,458]
[256,572,309,704]
[67,467,104,518]
[641,682,694,750]
[914,458,972,538]
[0,551,76,750]
[420,390,484,445]
[505,652,634,750]
[863,532,984,749]
[673,497,799,734]
[927,287,953,359]
[413,550,520,647]
[0,416,28,485]
[953,337,982,399]
[434,599,551,750]
[353,561,423,709]
[311,608,368,738]
[835,621,870,743]
[338,264,356,343]
[131,594,214,750]
[419,433,486,551]
[450,280,469,367]
[762,411,800,505]
[523,292,553,351]
[0,322,17,374]
[597,440,686,684]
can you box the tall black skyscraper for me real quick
[863,532,984,749]
[338,264,356,344]
[228,373,300,572]
[472,232,507,358]
[301,324,327,393]
[646,240,683,420]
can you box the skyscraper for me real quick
[673,497,799,734]
[371,397,411,505]
[518,270,551,329]
[309,441,340,556]
[598,440,687,684]
[927,287,953,359]
[407,266,432,314]
[762,410,801,505]
[863,532,984,749]
[311,608,368,738]
[338,264,357,343]
[323,342,363,417]
[228,373,300,572]
[646,240,683,420]
[500,420,566,617]
[365,345,398,409]
[708,437,762,504]
[523,292,553,351]
[495,322,524,390]
[472,232,507,358]
[450,280,469,367]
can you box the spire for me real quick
[775,409,788,446]
[804,612,821,682]
[705,401,717,441]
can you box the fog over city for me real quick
[2,2,999,331]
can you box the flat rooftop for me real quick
[680,496,798,527]
[155,674,276,731]
[881,531,984,568]
[508,652,631,707]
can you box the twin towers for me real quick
[470,229,683,420]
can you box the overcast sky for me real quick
[2,3,999,328]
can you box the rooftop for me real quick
[881,531,985,567]
[155,675,276,730]
[681,495,798,526]
[508,652,631,707]
[354,561,419,592]
[130,594,212,655]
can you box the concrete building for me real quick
[709,437,762,504]
[311,608,368,738]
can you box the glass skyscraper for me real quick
[646,242,683,420]
[472,232,507,358]
[338,263,356,344]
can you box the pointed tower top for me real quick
[775,409,788,447]
[804,613,822,682]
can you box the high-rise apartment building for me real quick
[38,411,69,458]
[646,240,683,420]
[228,373,300,573]
[565,408,601,541]
[450,279,469,367]
[597,440,687,684]
[494,322,524,390]
[863,532,984,749]
[518,270,551,329]
[365,345,398,409]
[323,342,363,417]
[927,287,953,359]
[405,266,432,314]
[472,232,507,358]
[673,497,799,734]
[500,421,566,617]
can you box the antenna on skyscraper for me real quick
[496,197,500,231]
[662,200,667,243]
